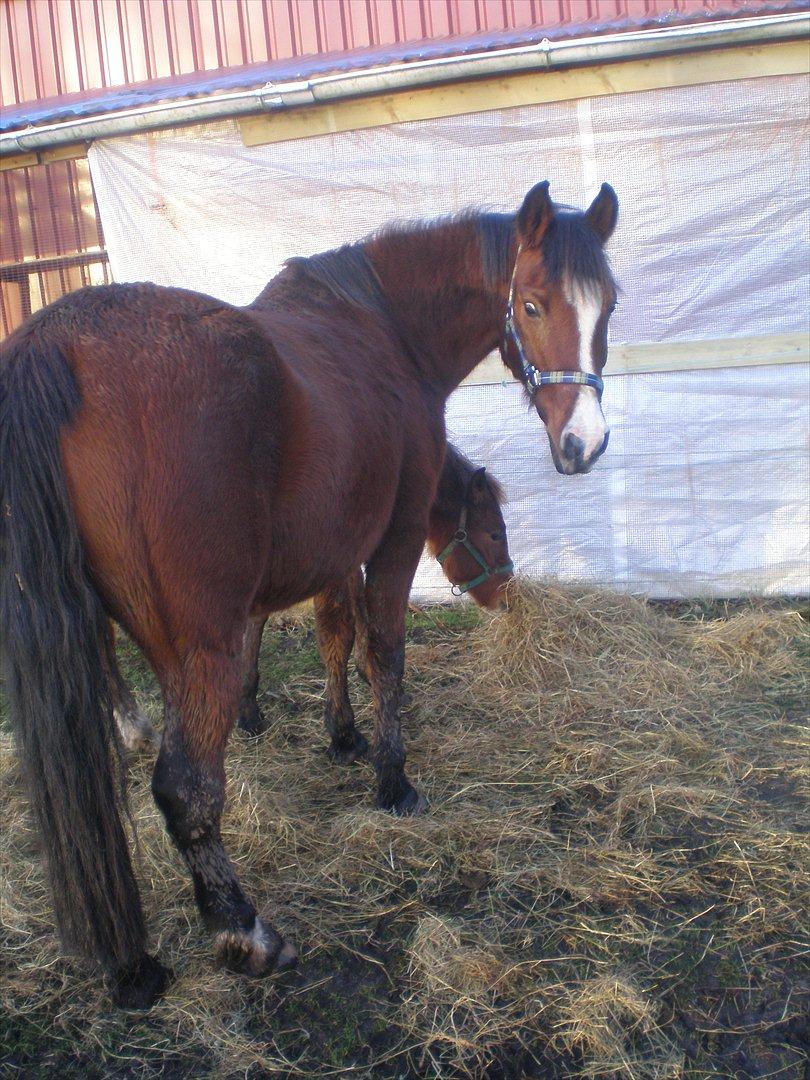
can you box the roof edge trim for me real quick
[1,11,807,158]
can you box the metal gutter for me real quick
[1,11,807,158]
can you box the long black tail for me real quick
[0,332,146,975]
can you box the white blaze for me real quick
[562,283,608,459]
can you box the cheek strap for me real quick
[504,246,604,399]
[436,504,514,595]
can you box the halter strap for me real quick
[504,244,604,399]
[436,502,514,595]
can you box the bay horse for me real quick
[116,443,513,749]
[0,180,618,1008]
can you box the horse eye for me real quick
[524,301,540,318]
[491,531,503,541]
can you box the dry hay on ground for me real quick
[1,580,808,1079]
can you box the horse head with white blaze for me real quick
[502,180,619,475]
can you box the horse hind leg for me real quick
[151,647,297,977]
[237,615,269,736]
[349,571,413,708]
[314,579,369,764]
[104,621,158,752]
[348,569,373,686]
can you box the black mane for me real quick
[541,210,615,294]
[283,211,518,321]
[440,443,507,507]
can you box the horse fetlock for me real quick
[109,952,173,1010]
[237,697,268,736]
[327,729,369,765]
[115,703,158,753]
[214,917,297,978]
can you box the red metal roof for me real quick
[2,0,806,133]
[2,0,799,113]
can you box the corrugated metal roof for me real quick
[2,0,800,117]
[2,1,806,133]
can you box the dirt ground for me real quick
[1,584,808,1079]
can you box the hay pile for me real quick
[1,581,808,1079]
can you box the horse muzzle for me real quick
[551,429,610,475]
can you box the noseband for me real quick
[504,244,604,399]
[436,502,514,596]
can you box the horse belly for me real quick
[251,446,399,613]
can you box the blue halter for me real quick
[503,245,604,399]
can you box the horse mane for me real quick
[284,243,392,324]
[282,211,517,321]
[439,443,507,508]
[541,209,615,295]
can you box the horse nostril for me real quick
[562,433,585,462]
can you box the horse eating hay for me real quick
[0,181,618,1007]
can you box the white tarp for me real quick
[88,73,810,599]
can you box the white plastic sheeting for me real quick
[88,73,810,599]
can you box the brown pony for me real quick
[0,180,618,1007]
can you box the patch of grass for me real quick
[1,583,808,1079]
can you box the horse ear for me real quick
[585,183,618,244]
[467,466,488,504]
[517,181,554,248]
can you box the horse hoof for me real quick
[237,702,268,737]
[111,953,172,1010]
[378,783,428,817]
[327,732,369,765]
[215,919,297,978]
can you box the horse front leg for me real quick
[237,615,268,735]
[314,578,369,764]
[152,647,297,977]
[364,530,427,816]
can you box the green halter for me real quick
[436,503,514,595]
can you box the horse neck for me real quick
[365,215,513,394]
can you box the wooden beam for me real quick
[239,40,808,147]
[461,332,810,386]
[0,142,88,173]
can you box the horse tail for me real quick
[0,330,148,981]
